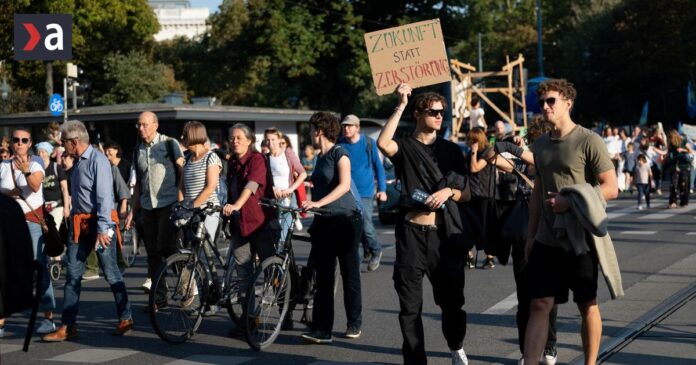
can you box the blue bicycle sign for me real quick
[49,93,64,117]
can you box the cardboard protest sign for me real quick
[364,19,451,96]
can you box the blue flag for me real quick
[639,101,649,126]
[687,81,696,119]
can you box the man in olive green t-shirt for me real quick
[522,79,617,365]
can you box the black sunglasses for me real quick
[538,97,559,108]
[12,137,30,145]
[424,108,445,117]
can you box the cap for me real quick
[341,114,360,126]
[35,141,54,155]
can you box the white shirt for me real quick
[0,159,45,213]
[269,153,290,190]
[469,107,485,129]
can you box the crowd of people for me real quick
[1,77,680,365]
[600,124,695,209]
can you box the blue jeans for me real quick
[278,197,295,244]
[360,197,382,256]
[62,222,131,326]
[27,221,56,312]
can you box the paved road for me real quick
[1,194,695,364]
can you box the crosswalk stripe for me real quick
[686,232,696,236]
[639,213,675,220]
[47,349,139,363]
[164,355,254,365]
[619,231,657,235]
[482,292,519,315]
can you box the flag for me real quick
[639,101,649,126]
[687,81,696,119]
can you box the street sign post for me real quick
[49,93,64,118]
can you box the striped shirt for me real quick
[183,151,222,206]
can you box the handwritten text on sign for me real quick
[365,19,451,95]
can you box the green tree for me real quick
[95,51,176,105]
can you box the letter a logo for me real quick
[14,14,72,61]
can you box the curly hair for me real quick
[412,92,447,119]
[309,112,341,143]
[537,78,577,101]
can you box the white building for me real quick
[149,0,210,42]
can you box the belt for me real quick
[404,220,439,232]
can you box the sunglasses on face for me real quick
[424,108,445,117]
[12,137,30,145]
[538,97,559,108]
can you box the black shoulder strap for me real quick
[165,137,181,186]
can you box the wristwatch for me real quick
[23,171,31,177]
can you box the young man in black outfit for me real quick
[377,83,469,365]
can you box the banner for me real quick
[364,19,451,95]
[14,14,72,61]
[681,123,696,142]
[638,101,648,126]
[687,81,696,119]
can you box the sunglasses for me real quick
[424,108,445,117]
[538,97,559,108]
[60,137,77,145]
[12,137,30,145]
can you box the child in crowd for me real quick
[623,142,637,193]
[634,154,652,210]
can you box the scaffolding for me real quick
[450,54,528,139]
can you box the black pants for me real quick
[142,204,178,279]
[669,168,691,206]
[394,221,467,365]
[511,246,557,355]
[309,213,363,333]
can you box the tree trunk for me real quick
[45,61,53,101]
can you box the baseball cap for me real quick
[341,114,360,126]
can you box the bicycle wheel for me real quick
[224,259,246,325]
[149,253,209,343]
[120,226,138,267]
[244,256,291,351]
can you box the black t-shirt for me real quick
[312,145,357,215]
[469,147,496,199]
[42,161,67,203]
[117,159,132,185]
[391,136,467,206]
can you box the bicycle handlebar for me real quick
[259,198,331,215]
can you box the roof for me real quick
[0,103,318,125]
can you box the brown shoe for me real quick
[42,325,77,342]
[112,319,133,336]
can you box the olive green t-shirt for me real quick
[532,125,614,247]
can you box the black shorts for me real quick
[527,241,598,304]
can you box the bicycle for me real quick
[148,202,250,343]
[243,198,332,350]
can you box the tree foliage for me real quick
[94,51,176,105]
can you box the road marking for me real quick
[380,230,395,235]
[482,292,518,315]
[638,213,675,220]
[165,355,254,365]
[607,207,636,219]
[47,349,139,363]
[0,344,22,355]
[310,362,382,365]
[686,232,696,236]
[619,231,657,235]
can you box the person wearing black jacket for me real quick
[377,83,470,365]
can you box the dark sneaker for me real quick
[344,326,361,339]
[542,347,557,365]
[363,252,372,263]
[367,251,382,272]
[483,258,495,269]
[301,330,333,344]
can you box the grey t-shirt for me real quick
[311,145,357,216]
[533,125,614,247]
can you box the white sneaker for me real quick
[142,278,152,293]
[0,326,4,338]
[452,347,468,365]
[82,273,100,280]
[542,347,558,365]
[294,219,303,231]
[637,204,644,210]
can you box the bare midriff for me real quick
[405,210,443,226]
